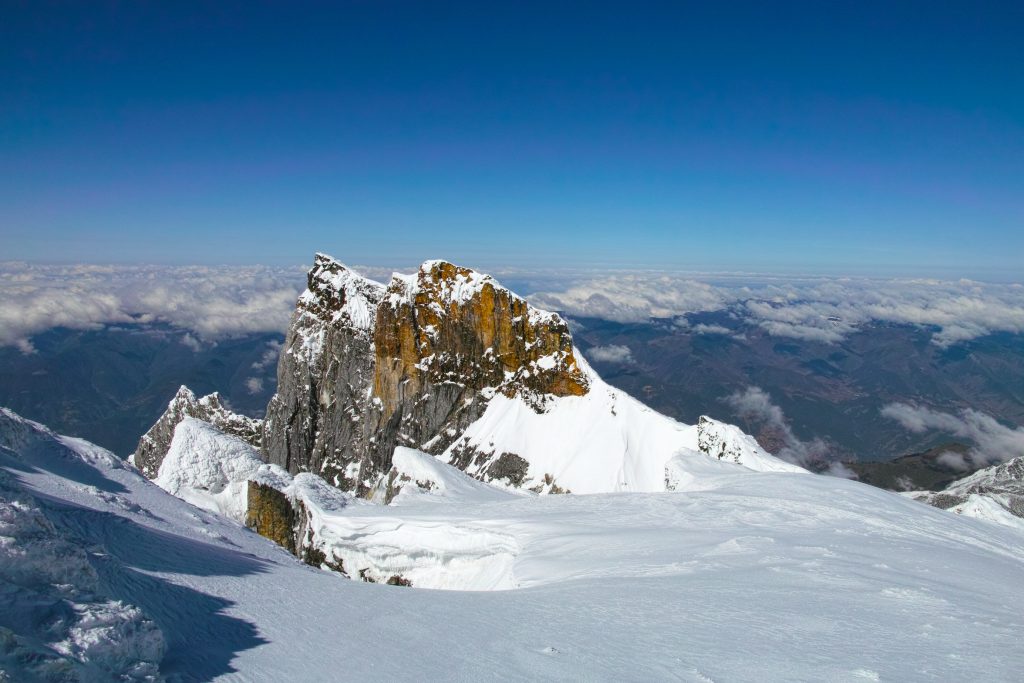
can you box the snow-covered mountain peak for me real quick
[263,254,592,492]
[139,254,803,501]
[298,252,386,335]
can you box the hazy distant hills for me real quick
[847,443,973,491]
[0,324,280,456]
[570,312,1024,463]
[1,315,1022,470]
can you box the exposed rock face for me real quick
[261,254,386,490]
[262,254,589,493]
[244,481,297,554]
[910,456,1024,521]
[132,386,262,478]
[373,260,587,413]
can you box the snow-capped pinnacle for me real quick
[297,253,385,336]
[394,260,562,328]
[404,259,497,306]
[171,384,196,403]
[132,385,262,479]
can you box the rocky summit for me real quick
[128,254,807,575]
[261,254,589,493]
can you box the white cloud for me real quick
[724,386,852,477]
[936,451,971,472]
[585,345,634,364]
[251,340,283,370]
[530,275,727,323]
[2,261,1021,352]
[532,273,1024,347]
[881,403,1024,467]
[690,323,732,336]
[180,333,202,352]
[0,263,304,351]
[245,377,265,395]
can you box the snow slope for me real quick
[370,446,520,506]
[155,417,270,521]
[3,407,1024,681]
[442,354,805,494]
[941,493,1024,531]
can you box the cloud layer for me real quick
[531,275,727,323]
[0,263,304,352]
[2,262,1021,352]
[881,403,1024,469]
[532,274,1024,346]
[585,344,635,365]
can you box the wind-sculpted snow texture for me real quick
[155,417,353,566]
[255,254,796,496]
[906,456,1024,532]
[0,409,164,680]
[131,385,262,479]
[3,408,1024,681]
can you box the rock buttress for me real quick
[262,255,589,494]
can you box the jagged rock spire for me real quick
[261,254,589,493]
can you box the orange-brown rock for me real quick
[373,261,587,419]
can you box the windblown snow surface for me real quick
[2,408,1024,681]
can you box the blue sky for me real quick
[2,1,1022,277]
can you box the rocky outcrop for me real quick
[244,481,297,553]
[908,456,1024,525]
[260,254,386,490]
[696,416,806,473]
[261,254,589,494]
[150,415,356,574]
[131,386,262,478]
[373,260,587,414]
